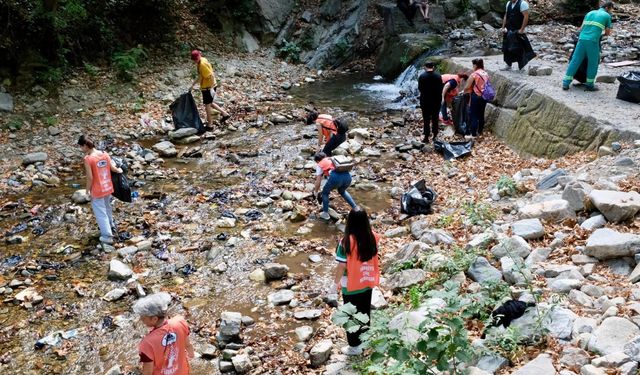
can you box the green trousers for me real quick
[563,39,600,87]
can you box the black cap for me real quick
[424,61,435,68]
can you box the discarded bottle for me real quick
[131,191,139,200]
[70,183,81,188]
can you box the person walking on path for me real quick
[463,58,490,140]
[332,208,380,356]
[78,135,122,245]
[562,2,614,91]
[418,61,443,144]
[312,152,357,221]
[133,292,194,375]
[500,0,536,71]
[306,111,348,156]
[440,72,468,125]
[189,50,231,127]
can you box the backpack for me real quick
[475,73,496,102]
[331,155,354,172]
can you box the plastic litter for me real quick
[111,172,132,203]
[244,210,263,221]
[5,222,27,236]
[617,71,640,104]
[180,264,197,276]
[434,140,474,160]
[400,180,437,217]
[34,329,78,349]
[169,92,205,133]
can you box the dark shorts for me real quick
[202,88,216,105]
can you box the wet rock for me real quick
[295,326,313,342]
[294,309,322,320]
[218,311,242,342]
[103,288,127,302]
[219,360,234,372]
[108,259,133,281]
[588,190,640,223]
[588,317,640,356]
[249,269,266,282]
[519,199,573,221]
[5,235,24,245]
[268,289,294,305]
[152,141,177,157]
[174,135,200,145]
[584,228,640,260]
[168,127,198,140]
[263,263,289,281]
[384,269,426,291]
[491,236,531,259]
[563,182,593,212]
[22,152,48,165]
[468,256,502,283]
[512,353,555,375]
[511,219,545,240]
[309,339,332,367]
[232,354,253,374]
[581,214,607,230]
[0,92,14,112]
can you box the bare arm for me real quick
[501,14,507,31]
[313,175,322,193]
[519,10,529,33]
[109,158,123,174]
[334,263,346,289]
[317,123,323,146]
[190,77,199,90]
[141,362,153,375]
[84,160,93,196]
[463,75,474,94]
[441,83,451,102]
[185,336,195,359]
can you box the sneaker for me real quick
[562,85,570,91]
[442,119,453,126]
[464,135,473,141]
[585,86,599,92]
[99,236,114,245]
[499,65,512,71]
[341,345,363,356]
[319,212,331,221]
[220,114,231,124]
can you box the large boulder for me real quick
[588,190,640,223]
[0,92,14,112]
[152,141,177,157]
[519,199,574,221]
[254,0,294,38]
[467,256,502,283]
[512,353,557,375]
[511,219,545,240]
[376,33,444,78]
[584,228,640,260]
[384,269,427,291]
[22,152,48,165]
[588,317,640,356]
[562,181,593,212]
[491,236,531,259]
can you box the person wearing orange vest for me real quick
[463,58,491,139]
[440,72,469,126]
[332,208,380,355]
[133,292,194,375]
[306,111,348,156]
[78,135,122,245]
[313,152,357,221]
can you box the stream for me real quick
[0,71,420,374]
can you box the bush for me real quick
[112,46,147,81]
[277,40,301,63]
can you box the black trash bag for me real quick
[502,31,536,70]
[569,35,602,84]
[434,140,473,160]
[452,95,469,136]
[111,172,132,203]
[169,92,205,133]
[400,180,437,217]
[617,71,640,104]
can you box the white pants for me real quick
[91,196,115,243]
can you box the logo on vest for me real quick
[97,160,108,168]
[162,332,177,347]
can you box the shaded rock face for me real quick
[376,33,444,78]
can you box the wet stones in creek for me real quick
[263,263,289,281]
[22,152,48,165]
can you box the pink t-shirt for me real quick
[139,316,190,375]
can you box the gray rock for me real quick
[219,360,234,372]
[573,316,598,337]
[476,354,509,373]
[371,287,388,309]
[174,135,200,144]
[200,344,217,359]
[549,278,582,293]
[525,247,552,266]
[537,169,567,189]
[308,254,322,263]
[624,336,640,362]
[580,215,607,230]
[512,306,575,340]
[385,269,427,291]
[0,92,14,112]
[232,354,253,374]
[22,152,48,165]
[152,141,177,157]
[108,259,133,281]
[263,263,289,280]
[466,232,496,249]
[169,127,198,140]
[5,235,24,245]
[563,182,593,212]
[598,146,614,157]
[584,228,640,260]
[589,190,640,223]
[384,226,409,238]
[501,256,530,285]
[467,366,493,375]
[103,287,127,302]
[629,263,640,283]
[48,127,61,136]
[607,258,632,275]
[309,339,332,367]
[104,365,123,375]
[519,199,574,221]
[581,365,605,375]
[71,189,91,204]
[588,317,640,356]
[117,246,138,258]
[419,229,455,245]
[529,66,553,76]
[294,309,322,320]
[568,289,593,307]
[615,157,636,167]
[620,362,638,375]
[295,325,313,342]
[511,219,545,240]
[581,284,604,298]
[218,311,242,340]
[268,289,294,305]
[469,0,490,13]
[596,75,617,84]
[491,236,531,259]
[591,351,630,367]
[468,256,502,283]
[512,353,556,375]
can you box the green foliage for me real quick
[332,303,370,334]
[36,67,64,85]
[230,0,257,23]
[400,48,411,67]
[112,46,147,81]
[484,326,525,362]
[299,28,315,50]
[277,40,302,63]
[4,116,24,131]
[334,38,351,59]
[45,116,58,127]
[463,200,497,226]
[83,62,99,77]
[496,175,517,196]
[131,96,145,113]
[436,214,455,228]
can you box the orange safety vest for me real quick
[317,158,335,177]
[471,69,489,97]
[442,74,461,102]
[346,233,380,292]
[85,152,114,199]
[139,316,191,375]
[317,114,336,141]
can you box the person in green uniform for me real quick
[562,1,614,91]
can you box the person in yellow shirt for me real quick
[189,50,231,126]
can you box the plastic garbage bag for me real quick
[452,95,469,136]
[34,329,78,349]
[111,172,132,203]
[434,140,474,160]
[169,92,205,133]
[400,180,437,217]
[617,71,640,104]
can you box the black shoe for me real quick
[220,114,231,124]
[585,86,599,92]
[422,137,430,144]
[204,125,215,132]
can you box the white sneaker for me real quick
[319,212,331,221]
[341,345,363,356]
[500,65,512,71]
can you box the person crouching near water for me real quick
[312,152,357,221]
[306,111,348,156]
[78,135,122,246]
[133,292,194,375]
[332,207,380,356]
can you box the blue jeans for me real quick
[91,195,115,243]
[440,101,449,121]
[322,171,357,213]
[468,93,487,137]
